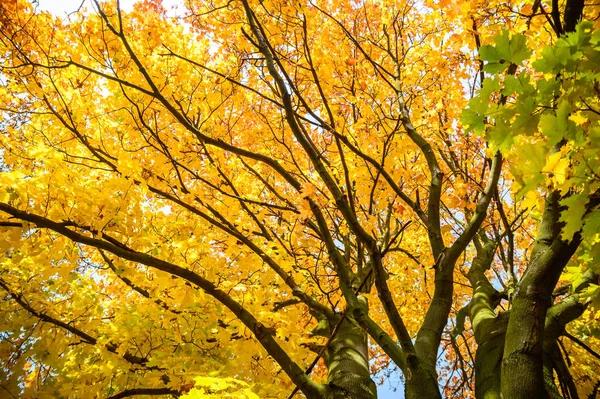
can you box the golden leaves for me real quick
[0,0,599,398]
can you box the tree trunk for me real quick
[323,317,377,399]
[404,362,442,399]
[500,186,582,399]
[501,289,548,398]
[501,236,581,398]
[465,238,506,399]
[474,314,507,399]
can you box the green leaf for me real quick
[565,21,594,48]
[589,243,600,274]
[480,76,502,98]
[563,266,585,291]
[536,78,561,104]
[539,102,573,146]
[510,140,547,196]
[461,108,486,134]
[512,97,539,136]
[582,208,600,243]
[487,116,514,152]
[461,78,501,133]
[560,191,589,241]
[504,32,530,65]
[479,30,531,73]
[591,28,600,45]
[479,45,501,63]
[580,284,599,302]
[538,118,561,147]
[501,75,523,96]
[589,127,600,149]
[533,43,570,73]
[480,45,508,74]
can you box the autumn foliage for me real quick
[0,0,599,398]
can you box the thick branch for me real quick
[99,250,183,315]
[106,388,180,399]
[502,229,582,398]
[447,151,503,264]
[563,0,585,33]
[466,238,499,340]
[415,151,502,368]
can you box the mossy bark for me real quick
[404,362,442,399]
[323,317,377,399]
[473,315,507,399]
[500,192,582,398]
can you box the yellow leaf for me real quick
[569,112,588,126]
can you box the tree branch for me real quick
[106,388,180,399]
[0,278,151,367]
[0,202,326,399]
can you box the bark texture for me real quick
[323,317,377,399]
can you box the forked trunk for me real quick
[404,365,442,399]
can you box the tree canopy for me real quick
[0,0,599,398]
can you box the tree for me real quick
[0,0,599,397]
